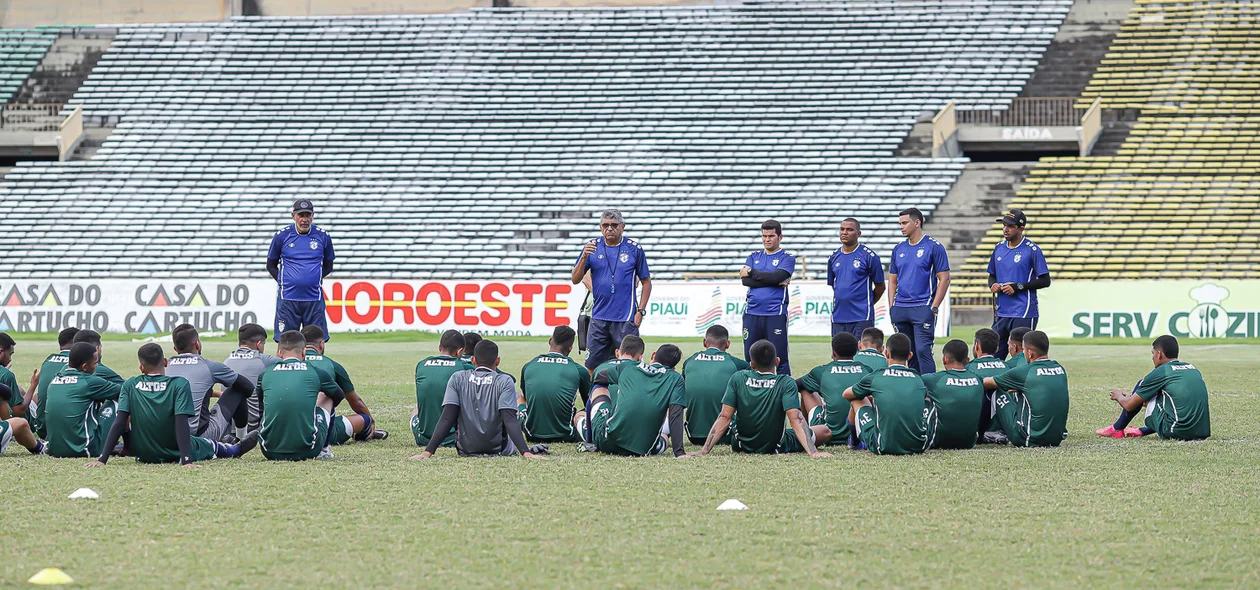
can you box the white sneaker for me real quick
[316,446,335,460]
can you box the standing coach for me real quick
[827,217,885,338]
[267,199,335,342]
[988,209,1051,359]
[887,207,950,374]
[739,219,795,375]
[571,209,652,372]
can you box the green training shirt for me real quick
[1006,352,1028,368]
[1135,360,1210,440]
[722,369,800,453]
[966,355,1009,385]
[921,368,984,449]
[0,365,21,412]
[600,362,686,456]
[592,357,637,399]
[681,348,751,439]
[258,358,340,457]
[414,354,474,446]
[119,374,213,464]
[850,364,928,455]
[520,352,592,439]
[42,368,122,457]
[303,349,355,393]
[992,359,1069,447]
[855,349,889,372]
[798,359,869,436]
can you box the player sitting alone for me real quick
[1004,326,1031,367]
[982,330,1069,448]
[842,333,929,455]
[1097,335,1210,441]
[692,340,831,457]
[680,325,749,446]
[88,344,258,467]
[519,325,591,444]
[258,330,366,461]
[301,325,382,441]
[410,340,546,459]
[0,378,45,455]
[583,344,687,458]
[855,327,889,372]
[966,328,1009,444]
[798,332,870,449]
[920,339,984,450]
[43,342,124,459]
[412,330,473,449]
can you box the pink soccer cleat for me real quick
[1123,427,1146,437]
[1096,425,1125,438]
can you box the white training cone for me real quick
[717,499,748,511]
[68,488,99,499]
[28,567,74,585]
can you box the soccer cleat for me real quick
[982,431,1009,445]
[527,444,550,455]
[236,430,260,456]
[316,446,335,460]
[1123,426,1147,437]
[220,432,241,445]
[575,442,598,453]
[1095,426,1125,438]
[371,429,389,440]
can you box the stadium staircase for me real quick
[952,0,1260,308]
[0,1,1071,279]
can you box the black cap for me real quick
[293,199,314,214]
[997,209,1026,227]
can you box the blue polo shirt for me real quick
[827,245,884,323]
[744,249,796,316]
[987,238,1050,318]
[267,224,335,301]
[575,238,650,322]
[889,235,949,307]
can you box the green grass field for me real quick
[5,331,1259,588]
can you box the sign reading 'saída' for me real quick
[1042,281,1260,339]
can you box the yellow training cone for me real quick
[28,568,73,585]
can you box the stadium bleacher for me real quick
[0,29,54,102]
[953,0,1260,304]
[0,1,1071,279]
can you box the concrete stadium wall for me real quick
[0,0,232,27]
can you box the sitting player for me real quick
[583,344,687,458]
[0,333,34,420]
[301,325,382,441]
[519,326,591,444]
[257,330,364,461]
[1097,335,1210,441]
[33,328,120,440]
[965,328,1008,443]
[692,340,831,457]
[410,340,545,459]
[223,323,281,435]
[798,332,869,448]
[412,330,472,449]
[591,334,646,398]
[87,344,257,467]
[167,324,256,443]
[920,339,984,450]
[1004,326,1031,367]
[72,330,125,383]
[842,333,928,455]
[460,332,482,365]
[681,325,749,446]
[43,342,124,458]
[982,330,1069,447]
[855,327,889,372]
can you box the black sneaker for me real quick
[219,432,241,445]
[371,429,389,440]
[982,431,1009,445]
[575,442,598,453]
[527,444,550,455]
[236,430,259,457]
